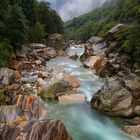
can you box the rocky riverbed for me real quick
[0,34,73,140]
[81,24,140,138]
[0,26,140,140]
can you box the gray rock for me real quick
[108,24,126,34]
[87,36,104,45]
[91,78,133,117]
[16,94,47,120]
[0,68,14,87]
[0,106,22,123]
[0,119,72,140]
[47,34,68,50]
[123,125,140,138]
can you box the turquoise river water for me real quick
[45,46,138,140]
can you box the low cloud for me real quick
[58,0,107,21]
[39,0,108,21]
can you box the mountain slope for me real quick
[0,0,64,67]
[47,0,110,21]
[65,0,139,40]
[65,0,140,62]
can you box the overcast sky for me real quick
[39,0,108,21]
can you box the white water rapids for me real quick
[45,46,138,140]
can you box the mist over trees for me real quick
[45,0,109,21]
[65,0,140,63]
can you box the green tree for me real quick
[0,40,13,67]
[20,0,37,26]
[37,1,64,34]
[6,4,28,45]
[30,22,45,42]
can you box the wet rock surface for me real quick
[0,39,73,139]
[0,25,139,139]
[86,24,140,138]
[59,93,85,103]
[91,77,133,117]
[0,93,72,140]
[123,125,140,138]
[0,119,72,140]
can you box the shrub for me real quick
[0,40,13,67]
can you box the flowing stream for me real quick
[45,46,136,140]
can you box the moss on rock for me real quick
[40,81,72,99]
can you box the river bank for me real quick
[0,30,139,140]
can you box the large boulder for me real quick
[47,34,68,50]
[0,68,14,87]
[0,119,72,140]
[91,78,133,117]
[124,74,140,92]
[0,94,72,140]
[0,105,22,123]
[0,94,46,121]
[80,36,107,61]
[39,72,80,99]
[123,125,140,138]
[58,93,85,103]
[107,24,126,41]
[123,74,140,104]
[15,94,46,120]
[87,36,104,45]
[40,81,72,99]
[108,24,126,35]
[83,56,107,75]
[92,42,107,56]
[80,44,93,62]
[99,61,115,77]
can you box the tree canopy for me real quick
[0,0,64,67]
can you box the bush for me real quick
[0,40,13,67]
[30,22,45,42]
[116,24,140,62]
[98,22,117,37]
[126,24,140,62]
[116,25,132,47]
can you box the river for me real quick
[45,46,137,140]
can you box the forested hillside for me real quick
[0,0,64,67]
[65,0,140,62]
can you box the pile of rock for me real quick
[0,61,73,140]
[81,24,140,138]
[0,34,74,140]
[0,94,72,140]
[91,74,140,118]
